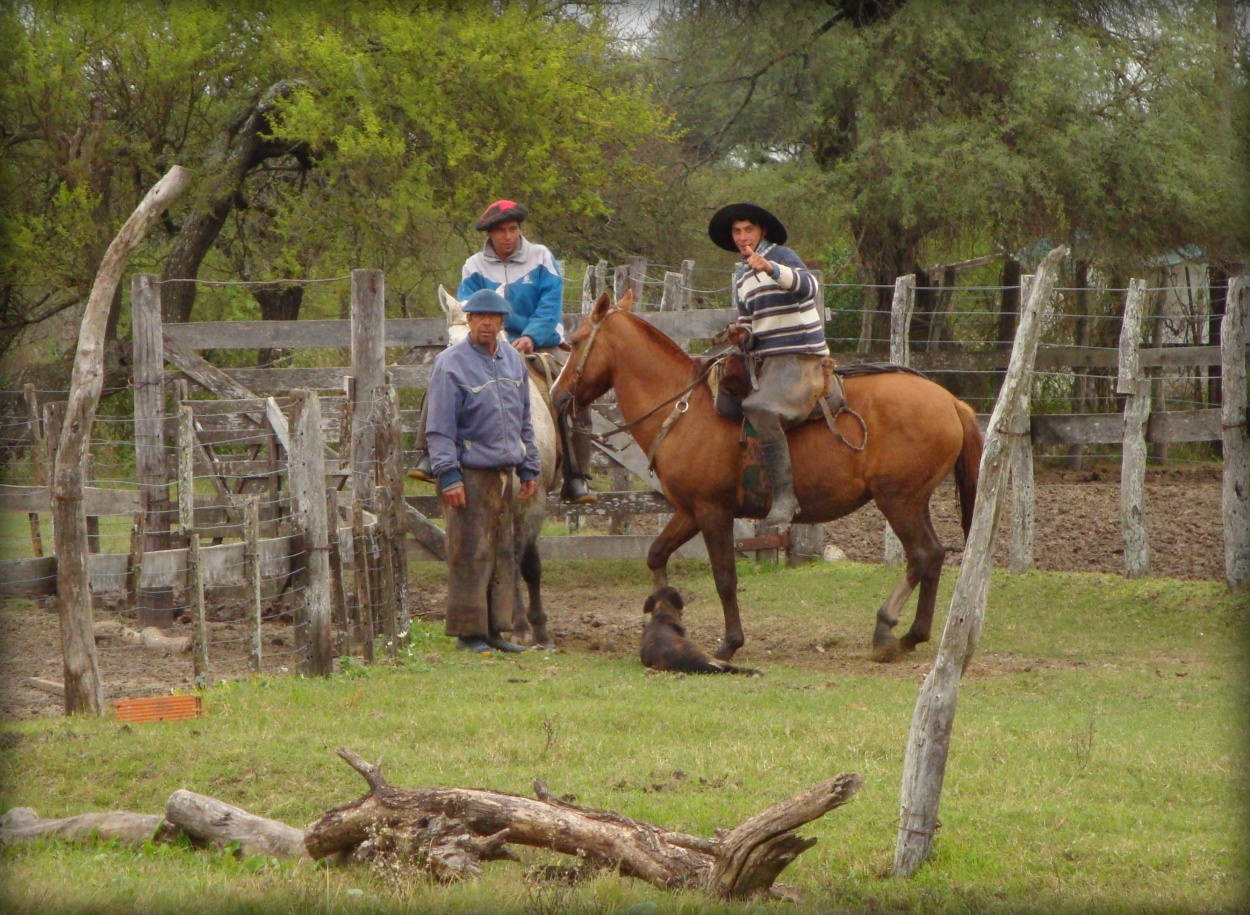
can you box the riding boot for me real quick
[558,409,597,504]
[760,438,798,534]
[407,394,435,483]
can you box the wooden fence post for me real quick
[680,260,695,309]
[660,272,681,312]
[289,390,333,676]
[124,510,145,612]
[1222,276,1249,589]
[244,496,262,673]
[326,488,349,657]
[581,265,595,314]
[893,244,1067,878]
[1117,279,1150,579]
[178,404,195,548]
[351,269,385,511]
[351,498,375,662]
[1008,276,1036,574]
[85,454,100,554]
[626,256,647,307]
[132,272,174,625]
[188,531,208,689]
[23,384,45,558]
[885,275,915,566]
[613,264,630,304]
[379,385,411,645]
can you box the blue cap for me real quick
[462,288,510,316]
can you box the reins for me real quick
[568,306,730,472]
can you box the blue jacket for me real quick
[426,337,540,489]
[458,236,566,348]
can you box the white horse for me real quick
[437,285,560,647]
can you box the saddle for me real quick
[704,352,850,433]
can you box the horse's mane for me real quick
[621,311,695,369]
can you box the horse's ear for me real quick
[617,288,635,312]
[590,291,613,324]
[437,285,456,317]
[643,593,659,615]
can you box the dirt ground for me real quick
[0,464,1225,719]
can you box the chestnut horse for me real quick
[551,291,983,662]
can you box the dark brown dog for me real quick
[640,587,761,676]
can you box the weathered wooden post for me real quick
[1222,276,1249,589]
[326,488,349,657]
[23,384,45,557]
[177,404,195,548]
[613,264,630,304]
[244,495,262,673]
[894,245,1066,878]
[581,265,595,314]
[350,269,385,511]
[1008,276,1037,574]
[132,272,174,625]
[626,256,647,307]
[51,164,189,715]
[660,272,682,311]
[679,259,695,309]
[289,390,333,676]
[351,498,375,662]
[1117,279,1151,579]
[885,275,916,566]
[124,510,145,612]
[188,531,208,690]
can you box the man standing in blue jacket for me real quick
[414,200,596,503]
[427,289,539,654]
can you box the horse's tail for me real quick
[953,398,983,541]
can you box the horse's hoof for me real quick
[713,642,739,662]
[871,639,902,663]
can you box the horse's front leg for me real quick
[694,506,743,660]
[647,509,700,588]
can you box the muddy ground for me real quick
[0,464,1225,719]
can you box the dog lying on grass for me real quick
[640,587,762,676]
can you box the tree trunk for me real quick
[160,81,307,324]
[254,284,304,367]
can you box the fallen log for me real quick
[0,806,171,846]
[305,747,861,899]
[23,677,65,697]
[94,619,191,654]
[165,790,309,860]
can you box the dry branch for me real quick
[305,747,861,899]
[165,790,308,859]
[0,806,169,846]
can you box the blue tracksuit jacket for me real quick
[458,236,566,348]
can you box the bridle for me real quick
[564,305,730,472]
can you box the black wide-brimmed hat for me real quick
[707,202,787,252]
[475,199,530,231]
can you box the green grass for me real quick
[1,561,1247,914]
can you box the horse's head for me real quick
[438,284,507,345]
[551,288,634,413]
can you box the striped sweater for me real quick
[733,241,829,357]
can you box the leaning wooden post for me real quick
[1117,279,1151,579]
[132,272,174,625]
[188,531,208,690]
[1008,276,1037,574]
[244,496,263,673]
[51,164,190,715]
[884,274,916,566]
[289,390,333,676]
[326,488,349,657]
[350,269,385,511]
[379,385,411,645]
[894,245,1067,878]
[1221,276,1249,589]
[23,384,45,557]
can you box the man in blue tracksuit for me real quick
[427,289,540,654]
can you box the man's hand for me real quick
[518,479,538,501]
[441,484,466,509]
[512,336,535,355]
[725,323,750,346]
[743,245,773,277]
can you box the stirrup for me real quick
[407,453,435,484]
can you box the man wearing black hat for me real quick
[412,199,597,504]
[426,288,539,654]
[708,202,830,535]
